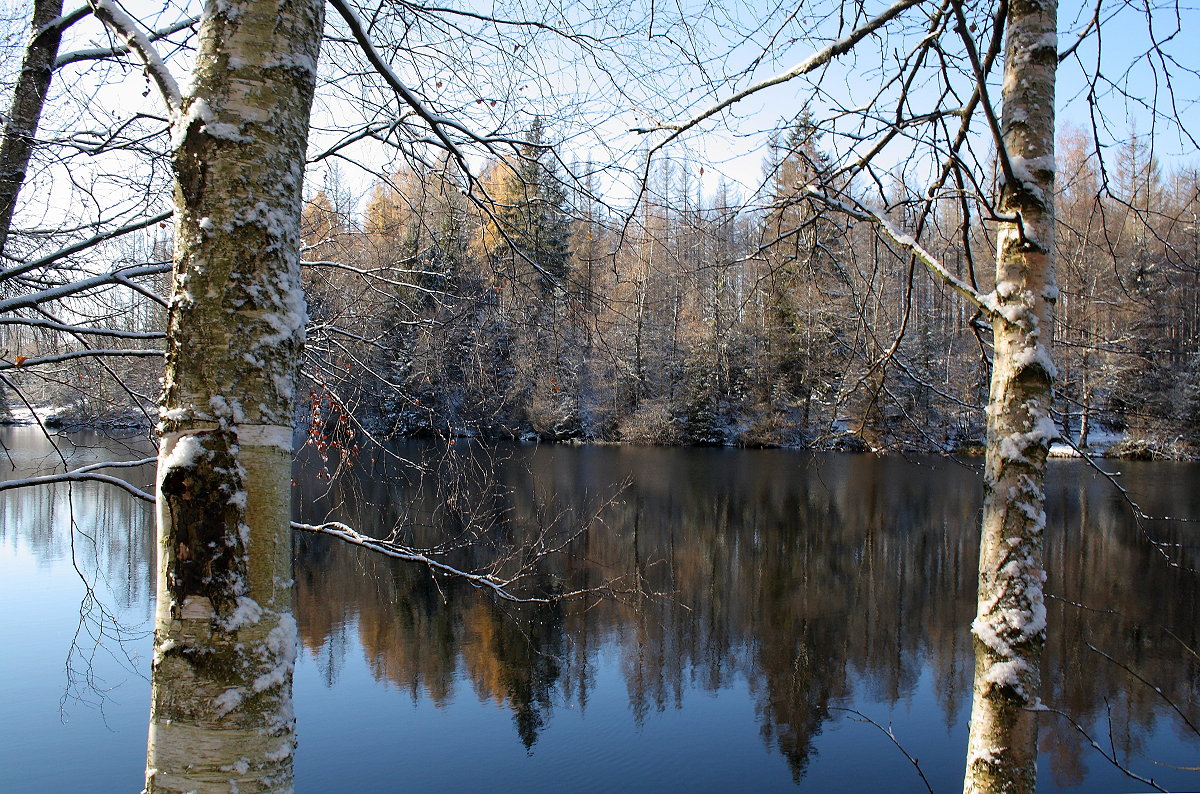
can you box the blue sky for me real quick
[5,0,1195,219]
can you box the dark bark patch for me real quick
[174,115,209,209]
[160,431,247,614]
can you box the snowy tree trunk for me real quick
[963,0,1058,792]
[144,0,322,790]
[0,0,67,257]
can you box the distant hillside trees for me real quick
[286,118,1199,457]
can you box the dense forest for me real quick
[8,118,1196,457]
[1,66,1194,456]
[278,120,1199,456]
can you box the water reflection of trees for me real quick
[0,430,156,615]
[5,429,1195,783]
[293,444,1200,783]
[0,429,157,708]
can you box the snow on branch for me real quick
[0,457,156,502]
[0,316,163,339]
[0,348,163,371]
[0,454,638,605]
[292,521,544,601]
[0,262,170,315]
[87,0,181,113]
[35,4,91,41]
[631,0,926,152]
[804,187,992,315]
[0,210,172,284]
[293,520,645,605]
[308,121,396,164]
[55,14,198,70]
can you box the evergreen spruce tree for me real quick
[757,113,844,431]
[480,119,578,437]
[490,118,573,298]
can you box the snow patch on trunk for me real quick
[162,434,205,471]
[214,687,245,717]
[220,595,263,630]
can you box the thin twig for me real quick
[823,706,934,794]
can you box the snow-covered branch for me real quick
[0,262,170,315]
[86,0,181,113]
[307,121,396,164]
[0,210,172,283]
[804,187,991,315]
[35,4,90,41]
[0,348,163,370]
[293,520,641,605]
[55,15,198,70]
[0,457,156,501]
[293,520,549,601]
[0,316,163,339]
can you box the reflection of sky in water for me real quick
[0,455,156,792]
[2,428,1198,792]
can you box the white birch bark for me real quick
[144,0,322,790]
[963,0,1059,791]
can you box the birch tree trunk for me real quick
[144,0,322,790]
[963,0,1058,791]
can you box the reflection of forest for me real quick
[293,443,1200,784]
[0,429,156,616]
[5,429,1194,784]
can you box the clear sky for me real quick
[625,0,1200,201]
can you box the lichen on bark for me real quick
[145,0,323,790]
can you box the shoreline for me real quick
[3,409,1196,461]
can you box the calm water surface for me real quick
[1,427,1198,792]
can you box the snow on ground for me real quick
[1,404,40,424]
[0,403,150,432]
[1048,428,1123,457]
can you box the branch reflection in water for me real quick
[2,428,1198,791]
[292,441,1200,791]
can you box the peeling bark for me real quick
[144,0,323,790]
[963,0,1058,792]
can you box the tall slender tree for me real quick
[963,0,1058,789]
[485,118,573,298]
[0,0,70,259]
[145,0,323,788]
[758,114,847,431]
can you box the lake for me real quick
[1,426,1197,792]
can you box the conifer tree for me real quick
[757,113,846,431]
[487,118,573,298]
